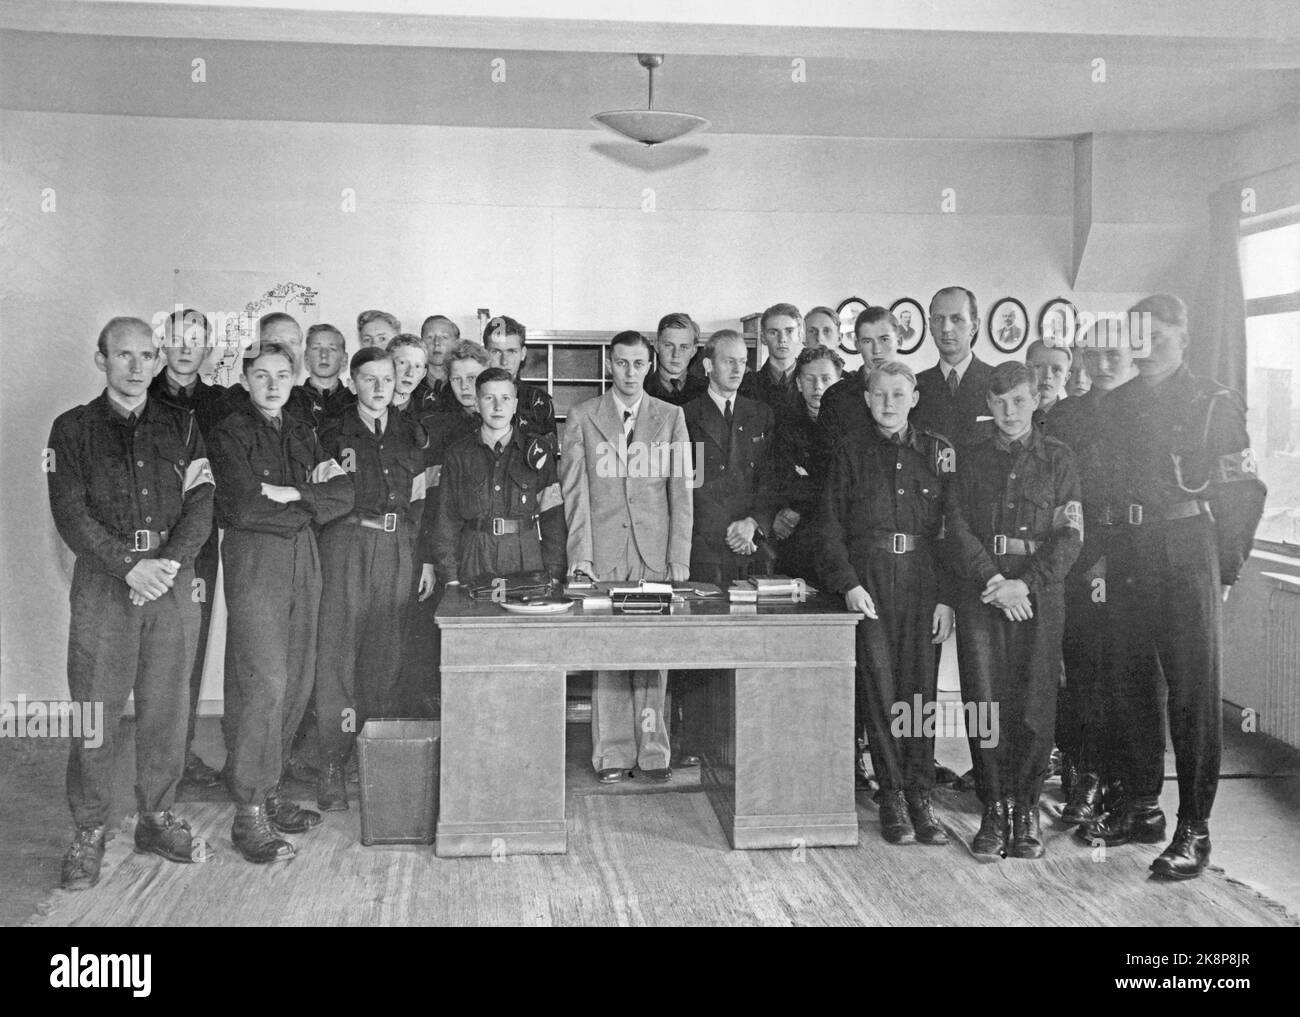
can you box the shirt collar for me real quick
[939,351,974,382]
[105,390,147,421]
[356,402,388,434]
[611,391,644,420]
[707,386,737,416]
[308,376,341,395]
[164,371,199,398]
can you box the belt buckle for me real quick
[891,533,907,554]
[491,517,506,536]
[133,529,150,552]
[1128,504,1143,526]
[992,534,1007,556]
[383,512,398,532]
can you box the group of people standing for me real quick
[46,285,1264,890]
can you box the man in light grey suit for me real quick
[559,330,694,783]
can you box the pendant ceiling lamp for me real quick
[591,53,710,146]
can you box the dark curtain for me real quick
[1192,185,1248,391]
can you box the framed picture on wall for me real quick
[987,296,1029,354]
[889,297,926,355]
[835,296,868,354]
[1038,297,1077,350]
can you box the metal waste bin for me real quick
[356,719,440,845]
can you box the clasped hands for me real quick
[125,558,182,607]
[725,517,759,556]
[981,573,1033,621]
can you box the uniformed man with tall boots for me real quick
[1082,294,1265,879]
[48,316,215,888]
[209,340,354,863]
[314,346,430,811]
[945,362,1083,859]
[149,308,231,790]
[819,361,956,846]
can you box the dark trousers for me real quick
[397,576,443,717]
[183,533,219,756]
[221,527,322,805]
[855,551,940,791]
[1056,558,1109,774]
[314,523,416,765]
[956,572,1065,805]
[1108,516,1221,821]
[65,559,199,827]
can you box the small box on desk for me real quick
[357,719,440,846]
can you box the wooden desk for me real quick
[434,589,860,857]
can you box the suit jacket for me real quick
[912,355,996,449]
[559,390,693,577]
[682,392,776,567]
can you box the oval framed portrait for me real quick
[1038,297,1078,351]
[987,297,1029,354]
[835,296,868,354]
[889,297,926,355]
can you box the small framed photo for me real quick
[835,296,869,354]
[1038,297,1077,350]
[987,297,1029,354]
[889,297,926,355]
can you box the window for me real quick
[1241,210,1300,547]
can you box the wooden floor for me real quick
[6,714,1300,927]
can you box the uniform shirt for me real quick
[515,379,557,441]
[1100,366,1266,585]
[944,426,1083,595]
[317,405,429,529]
[741,360,801,413]
[208,400,354,538]
[416,407,481,565]
[818,424,955,598]
[643,370,707,407]
[287,377,356,431]
[149,371,233,438]
[818,369,872,446]
[47,392,215,578]
[432,427,567,584]
[770,402,833,524]
[410,376,456,417]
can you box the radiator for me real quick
[1264,584,1300,749]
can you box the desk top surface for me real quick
[435,586,859,626]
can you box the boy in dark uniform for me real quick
[313,347,429,810]
[644,312,707,406]
[1083,294,1265,879]
[945,362,1082,860]
[742,303,802,412]
[819,306,901,443]
[432,367,567,585]
[48,316,215,888]
[208,341,354,863]
[288,324,355,429]
[387,334,429,420]
[819,361,956,846]
[483,315,557,446]
[149,308,231,789]
[770,345,842,583]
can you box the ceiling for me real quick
[2,1,1298,140]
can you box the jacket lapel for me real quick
[593,390,623,445]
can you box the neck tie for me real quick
[1008,440,1023,456]
[947,370,960,396]
[271,415,281,433]
[374,418,383,438]
[671,379,681,394]
[723,399,734,459]
[622,409,634,438]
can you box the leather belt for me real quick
[342,512,402,533]
[866,531,929,554]
[468,516,538,536]
[1096,500,1206,526]
[989,535,1038,556]
[127,529,166,552]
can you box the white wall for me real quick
[0,110,1201,702]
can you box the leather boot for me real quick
[317,762,349,812]
[232,804,295,864]
[1060,771,1103,826]
[134,811,196,863]
[877,789,917,845]
[904,789,950,846]
[1075,794,1166,846]
[61,825,106,890]
[1011,799,1045,858]
[1062,759,1077,801]
[971,800,1008,858]
[1150,821,1211,880]
[265,786,322,834]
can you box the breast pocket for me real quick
[508,461,539,514]
[1020,479,1055,535]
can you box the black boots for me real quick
[1060,771,1104,826]
[134,811,197,863]
[1076,794,1166,846]
[1010,799,1045,859]
[904,790,950,846]
[265,786,322,834]
[971,800,1008,858]
[232,804,296,864]
[877,789,917,844]
[1150,821,1211,880]
[317,762,349,812]
[62,825,106,890]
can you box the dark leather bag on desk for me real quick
[466,570,559,602]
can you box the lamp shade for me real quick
[590,109,711,146]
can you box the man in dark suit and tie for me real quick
[913,286,995,448]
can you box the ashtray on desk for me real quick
[498,597,574,615]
